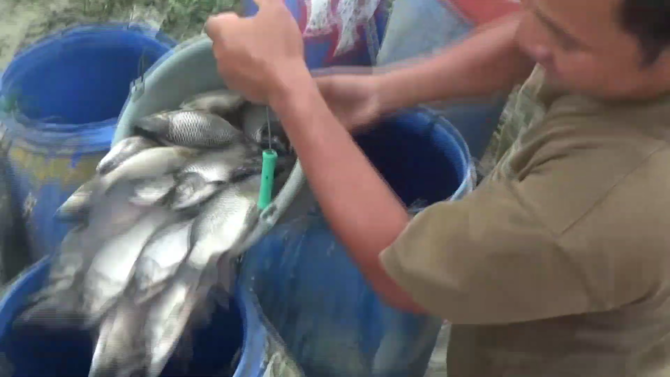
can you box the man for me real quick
[377,0,518,160]
[205,0,670,376]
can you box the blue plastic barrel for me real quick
[0,24,175,261]
[243,0,389,68]
[0,257,302,377]
[239,108,474,377]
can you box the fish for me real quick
[134,110,243,149]
[82,207,179,326]
[86,182,154,241]
[15,183,147,329]
[97,146,198,195]
[89,299,149,377]
[171,143,262,210]
[14,227,94,329]
[55,178,99,221]
[130,174,178,207]
[96,136,158,176]
[241,105,290,153]
[188,175,262,290]
[180,90,246,121]
[130,219,193,303]
[144,265,210,377]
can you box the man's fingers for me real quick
[205,13,240,40]
[311,66,374,77]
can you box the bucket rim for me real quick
[0,257,269,377]
[0,23,176,148]
[5,22,176,71]
[112,35,212,146]
[405,105,475,202]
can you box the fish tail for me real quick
[14,289,84,329]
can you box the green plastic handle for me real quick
[258,149,278,210]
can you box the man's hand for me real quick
[205,0,308,104]
[314,73,382,133]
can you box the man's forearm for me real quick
[270,69,424,313]
[376,13,534,113]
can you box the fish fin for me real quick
[14,291,84,329]
[89,350,147,377]
[27,281,73,304]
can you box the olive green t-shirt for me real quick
[381,67,670,377]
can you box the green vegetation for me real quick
[14,0,242,51]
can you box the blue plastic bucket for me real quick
[0,257,299,377]
[239,108,474,377]
[243,0,389,68]
[0,24,175,260]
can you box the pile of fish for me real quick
[14,90,295,377]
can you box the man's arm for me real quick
[374,13,534,114]
[270,69,424,312]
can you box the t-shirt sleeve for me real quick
[380,176,594,325]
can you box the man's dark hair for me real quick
[620,0,670,66]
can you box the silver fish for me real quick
[89,299,149,377]
[134,110,243,149]
[15,227,93,328]
[98,146,197,195]
[188,175,261,289]
[96,136,158,176]
[180,90,246,121]
[131,219,193,303]
[171,144,262,210]
[16,184,148,329]
[86,182,154,241]
[56,178,99,221]
[144,266,210,377]
[241,105,289,152]
[130,175,178,207]
[82,208,178,325]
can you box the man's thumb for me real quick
[205,13,240,39]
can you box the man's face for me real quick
[516,0,670,100]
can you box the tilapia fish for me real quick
[188,175,262,288]
[171,143,262,210]
[97,136,158,176]
[15,226,93,328]
[98,146,197,195]
[89,299,149,377]
[55,178,99,221]
[144,264,211,377]
[180,90,246,121]
[241,105,289,153]
[130,174,178,207]
[82,208,179,325]
[131,219,193,303]
[134,110,243,149]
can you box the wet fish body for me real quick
[56,178,99,221]
[89,299,149,377]
[134,110,242,149]
[145,267,209,377]
[180,90,246,121]
[98,146,197,195]
[131,219,193,303]
[97,136,158,176]
[188,175,262,287]
[130,175,178,207]
[15,227,93,328]
[83,208,178,325]
[171,144,262,210]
